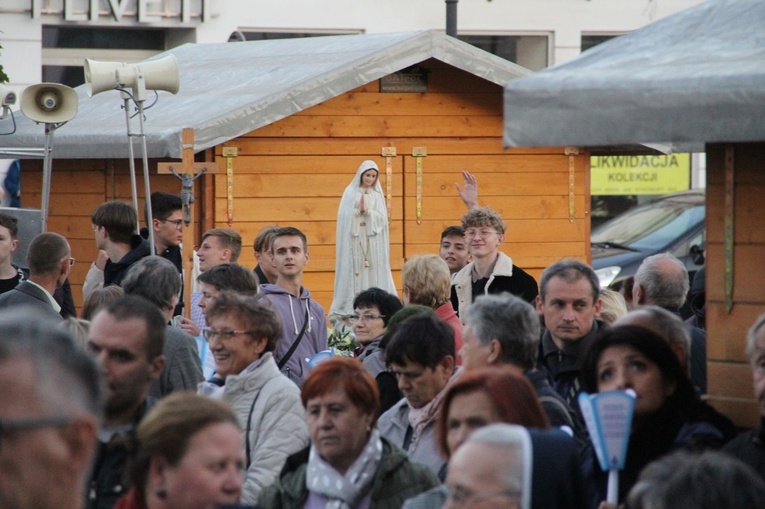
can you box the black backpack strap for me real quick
[277,300,310,372]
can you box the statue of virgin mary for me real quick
[329,160,397,321]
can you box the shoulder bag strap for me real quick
[277,300,310,371]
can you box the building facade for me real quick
[2,0,704,93]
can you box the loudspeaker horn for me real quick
[20,83,78,124]
[84,59,126,97]
[116,54,180,95]
[0,85,17,107]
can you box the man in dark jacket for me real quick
[88,201,151,288]
[85,296,165,509]
[461,292,586,442]
[142,192,185,315]
[121,256,203,398]
[536,259,603,409]
[632,252,707,393]
[450,206,538,318]
[0,232,72,321]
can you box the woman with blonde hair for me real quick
[598,288,628,325]
[402,254,464,357]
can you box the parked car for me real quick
[591,189,705,291]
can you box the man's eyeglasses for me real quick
[203,328,255,342]
[465,228,500,239]
[445,486,520,508]
[160,218,184,230]
[349,314,385,324]
[0,416,74,448]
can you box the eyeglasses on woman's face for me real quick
[202,328,255,342]
[348,314,385,324]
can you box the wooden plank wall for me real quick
[19,158,203,310]
[212,59,591,313]
[706,142,765,428]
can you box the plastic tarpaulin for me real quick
[503,0,765,148]
[0,30,529,159]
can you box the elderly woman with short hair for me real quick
[259,357,439,508]
[401,254,464,357]
[198,291,308,505]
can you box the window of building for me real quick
[458,34,550,70]
[41,26,191,88]
[228,30,362,42]
[581,34,619,52]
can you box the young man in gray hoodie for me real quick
[259,227,328,382]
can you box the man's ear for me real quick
[222,248,232,262]
[440,355,455,376]
[487,339,502,365]
[152,218,162,233]
[535,295,544,315]
[632,284,645,305]
[10,239,18,252]
[149,354,165,380]
[61,416,98,476]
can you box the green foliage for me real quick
[0,42,8,83]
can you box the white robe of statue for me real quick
[329,160,397,321]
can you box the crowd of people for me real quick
[2,169,765,509]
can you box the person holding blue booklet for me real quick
[580,325,735,508]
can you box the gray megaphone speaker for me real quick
[84,59,126,97]
[20,83,78,124]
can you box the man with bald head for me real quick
[0,232,72,321]
[614,306,695,383]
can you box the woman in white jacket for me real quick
[198,291,308,505]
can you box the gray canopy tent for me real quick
[502,0,765,427]
[503,0,765,149]
[0,30,528,160]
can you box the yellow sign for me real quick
[591,153,691,195]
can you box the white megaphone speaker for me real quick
[85,55,179,102]
[84,59,126,97]
[0,84,17,120]
[20,83,78,124]
[128,54,180,95]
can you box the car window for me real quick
[591,199,705,249]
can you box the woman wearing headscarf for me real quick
[329,160,396,322]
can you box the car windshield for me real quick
[591,197,705,249]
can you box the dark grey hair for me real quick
[462,293,540,369]
[0,310,102,419]
[121,256,181,312]
[539,258,600,303]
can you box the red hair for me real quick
[301,357,381,427]
[436,366,550,456]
